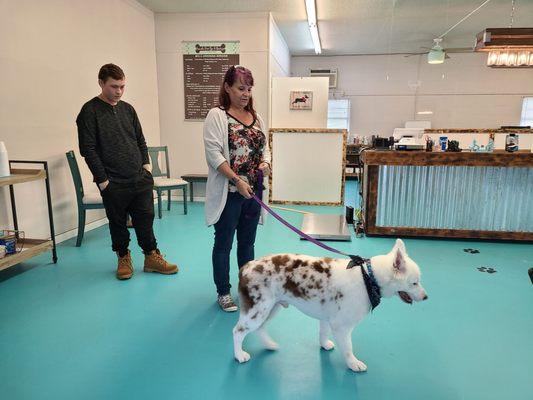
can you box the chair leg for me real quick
[183,186,188,215]
[157,191,163,219]
[167,189,171,211]
[76,208,86,247]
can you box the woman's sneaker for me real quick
[218,294,238,312]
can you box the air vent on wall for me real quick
[309,68,338,88]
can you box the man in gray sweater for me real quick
[76,63,177,280]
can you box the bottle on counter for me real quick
[425,136,434,152]
[505,133,519,152]
[486,133,495,152]
[439,136,448,151]
[0,141,10,177]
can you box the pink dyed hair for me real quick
[218,65,257,120]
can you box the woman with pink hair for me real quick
[203,65,271,312]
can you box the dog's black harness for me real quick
[347,255,381,311]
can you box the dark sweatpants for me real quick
[101,170,157,256]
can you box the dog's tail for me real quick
[237,267,254,314]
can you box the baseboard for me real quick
[55,217,109,244]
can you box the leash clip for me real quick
[347,255,366,269]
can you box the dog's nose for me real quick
[423,294,428,301]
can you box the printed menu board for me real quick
[182,41,239,120]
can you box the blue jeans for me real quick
[212,192,261,296]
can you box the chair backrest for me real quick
[65,150,85,206]
[147,146,170,178]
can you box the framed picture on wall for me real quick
[290,91,313,110]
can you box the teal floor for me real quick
[1,183,532,400]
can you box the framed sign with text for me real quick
[182,41,239,120]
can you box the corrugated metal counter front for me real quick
[361,150,533,241]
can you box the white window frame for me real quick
[327,99,350,131]
[520,97,533,127]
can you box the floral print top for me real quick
[227,112,266,192]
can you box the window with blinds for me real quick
[327,99,350,130]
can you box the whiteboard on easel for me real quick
[269,129,346,205]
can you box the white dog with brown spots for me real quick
[233,239,428,372]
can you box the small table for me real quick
[0,160,57,271]
[180,174,207,202]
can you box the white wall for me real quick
[268,14,291,127]
[0,0,160,239]
[291,53,533,147]
[268,14,291,78]
[271,77,329,129]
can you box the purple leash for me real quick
[253,169,357,260]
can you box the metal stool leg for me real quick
[183,186,187,215]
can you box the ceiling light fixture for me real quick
[475,1,533,68]
[475,28,533,67]
[427,39,445,64]
[305,0,321,54]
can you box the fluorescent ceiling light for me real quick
[305,0,321,54]
[417,111,434,115]
[309,25,321,55]
[305,0,316,24]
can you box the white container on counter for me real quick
[0,141,10,177]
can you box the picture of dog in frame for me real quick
[290,91,313,110]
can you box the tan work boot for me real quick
[144,249,178,275]
[116,251,134,280]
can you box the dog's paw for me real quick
[347,358,367,372]
[235,351,251,363]
[320,340,335,351]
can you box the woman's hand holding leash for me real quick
[236,179,253,199]
[231,176,253,199]
[258,162,270,177]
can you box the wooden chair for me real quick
[147,146,188,218]
[65,150,105,246]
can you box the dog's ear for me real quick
[392,242,407,274]
[394,238,407,255]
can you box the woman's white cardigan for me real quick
[203,107,271,226]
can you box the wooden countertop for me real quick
[361,150,533,167]
[269,128,347,134]
[424,128,533,134]
[0,168,47,188]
